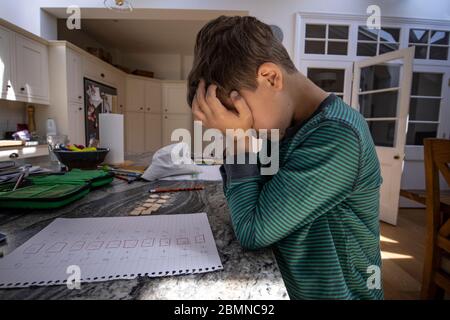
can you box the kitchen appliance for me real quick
[84,78,117,146]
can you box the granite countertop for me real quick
[0,156,289,300]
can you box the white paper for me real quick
[0,213,222,288]
[160,165,222,181]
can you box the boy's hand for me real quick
[192,79,254,133]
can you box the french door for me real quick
[351,47,414,225]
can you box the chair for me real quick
[421,138,450,299]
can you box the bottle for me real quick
[46,118,57,137]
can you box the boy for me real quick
[187,16,383,300]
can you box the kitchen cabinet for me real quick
[125,111,145,154]
[126,78,145,112]
[67,103,85,146]
[15,33,49,103]
[145,81,162,114]
[67,48,83,104]
[0,26,13,99]
[145,113,162,152]
[162,113,192,147]
[162,82,190,114]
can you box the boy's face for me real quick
[219,65,294,137]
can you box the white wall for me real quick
[1,0,449,59]
[120,52,183,80]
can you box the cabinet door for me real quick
[67,103,85,146]
[126,78,145,112]
[144,113,162,152]
[145,81,162,114]
[67,49,84,104]
[15,34,49,102]
[162,83,190,114]
[125,111,145,154]
[0,26,12,99]
[162,113,193,147]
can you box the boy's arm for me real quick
[221,121,361,250]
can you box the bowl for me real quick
[52,148,110,170]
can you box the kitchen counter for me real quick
[0,156,289,300]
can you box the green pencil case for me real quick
[0,169,113,209]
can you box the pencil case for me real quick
[0,169,113,209]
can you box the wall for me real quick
[119,52,183,80]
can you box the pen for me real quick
[149,186,205,193]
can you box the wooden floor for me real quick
[381,208,426,299]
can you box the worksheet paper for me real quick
[160,165,222,181]
[0,213,223,288]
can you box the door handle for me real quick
[394,155,401,160]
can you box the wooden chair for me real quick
[421,138,450,299]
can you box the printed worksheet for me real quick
[0,213,223,288]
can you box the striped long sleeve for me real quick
[222,121,360,250]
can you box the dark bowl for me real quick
[52,148,110,170]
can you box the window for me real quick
[304,24,349,55]
[357,26,400,57]
[406,72,443,145]
[307,68,345,99]
[409,29,449,60]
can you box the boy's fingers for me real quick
[196,80,213,117]
[230,91,252,118]
[206,84,223,112]
[192,95,206,122]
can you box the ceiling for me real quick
[70,19,208,53]
[48,8,248,54]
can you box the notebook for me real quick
[0,213,223,288]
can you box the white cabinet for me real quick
[125,111,145,154]
[126,78,145,112]
[162,113,192,146]
[0,26,13,99]
[67,48,83,104]
[145,81,162,114]
[145,113,162,152]
[15,34,49,103]
[67,103,85,146]
[162,82,190,114]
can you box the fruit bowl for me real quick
[52,148,110,170]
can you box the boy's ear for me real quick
[257,62,283,91]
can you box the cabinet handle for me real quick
[101,73,105,78]
[139,107,143,110]
[20,87,25,91]
[78,96,82,99]
[78,107,82,111]
[147,108,150,111]
[164,116,168,119]
[6,85,11,89]
[164,109,168,112]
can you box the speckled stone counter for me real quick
[0,156,289,300]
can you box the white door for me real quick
[15,34,49,101]
[300,60,353,104]
[145,113,162,152]
[351,47,414,225]
[0,26,13,99]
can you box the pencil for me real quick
[149,186,205,193]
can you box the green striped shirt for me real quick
[220,95,383,300]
